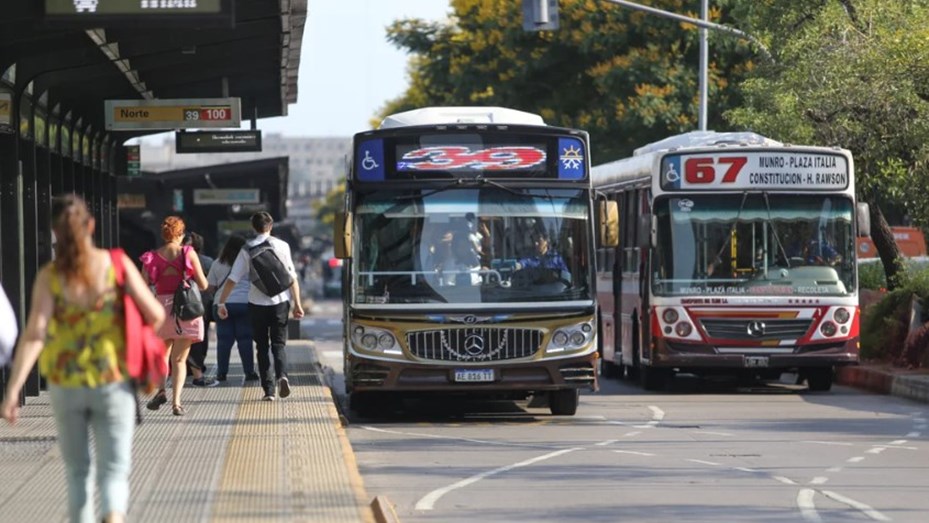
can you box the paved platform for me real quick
[837,363,929,404]
[0,340,376,523]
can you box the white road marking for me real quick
[826,467,843,473]
[773,476,797,485]
[821,490,892,521]
[905,432,920,438]
[847,456,865,463]
[686,459,721,466]
[802,440,853,446]
[698,431,734,437]
[735,467,758,473]
[624,431,642,437]
[414,448,581,510]
[649,406,665,421]
[613,450,655,457]
[866,447,886,455]
[809,477,828,485]
[913,417,927,423]
[797,489,823,523]
[360,426,558,449]
[595,439,618,447]
[889,440,907,445]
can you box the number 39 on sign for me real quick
[184,107,231,122]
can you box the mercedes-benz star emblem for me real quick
[746,321,766,337]
[463,334,485,356]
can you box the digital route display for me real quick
[105,98,241,131]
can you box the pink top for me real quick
[140,245,195,295]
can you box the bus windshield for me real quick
[653,194,855,297]
[353,188,592,306]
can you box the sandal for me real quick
[172,405,186,416]
[146,391,167,411]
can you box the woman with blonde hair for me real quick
[140,216,208,416]
[1,195,165,523]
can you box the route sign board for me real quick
[176,130,262,153]
[44,0,233,26]
[105,98,241,131]
[126,145,140,176]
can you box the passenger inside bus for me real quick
[427,226,482,286]
[784,222,841,266]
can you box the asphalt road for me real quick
[304,301,929,523]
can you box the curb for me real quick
[836,365,929,404]
[371,496,401,523]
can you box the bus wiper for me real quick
[763,191,791,268]
[394,179,466,201]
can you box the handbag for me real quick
[172,246,205,333]
[109,249,168,397]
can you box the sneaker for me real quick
[216,374,227,382]
[192,377,219,387]
[147,391,168,411]
[278,376,291,398]
[262,393,276,402]
[244,372,260,382]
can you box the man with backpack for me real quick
[215,212,305,401]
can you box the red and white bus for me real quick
[591,131,870,391]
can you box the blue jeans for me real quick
[49,381,135,522]
[216,302,255,376]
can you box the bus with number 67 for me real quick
[591,131,869,392]
[333,106,618,416]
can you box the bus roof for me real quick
[632,130,782,156]
[378,106,546,129]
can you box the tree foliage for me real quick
[381,0,756,162]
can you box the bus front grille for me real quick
[407,328,543,362]
[699,318,813,341]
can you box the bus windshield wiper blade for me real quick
[394,179,465,200]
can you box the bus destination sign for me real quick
[105,98,241,131]
[660,151,850,192]
[176,130,262,154]
[44,0,232,25]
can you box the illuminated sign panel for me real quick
[105,98,241,131]
[355,132,587,182]
[44,0,231,24]
[660,151,849,192]
[176,130,262,153]
[193,189,260,205]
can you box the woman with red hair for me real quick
[139,216,208,416]
[2,195,164,523]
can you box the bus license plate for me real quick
[744,356,769,368]
[454,369,495,383]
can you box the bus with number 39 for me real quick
[591,131,869,392]
[334,106,619,415]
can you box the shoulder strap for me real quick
[110,248,126,287]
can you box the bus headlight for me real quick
[547,320,595,353]
[820,321,838,337]
[834,308,851,324]
[674,322,693,337]
[662,309,679,324]
[351,324,402,355]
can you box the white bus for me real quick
[592,131,869,391]
[334,106,618,415]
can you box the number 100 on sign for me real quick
[184,107,232,122]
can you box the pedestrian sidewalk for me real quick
[836,362,929,404]
[0,340,377,522]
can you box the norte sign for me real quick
[105,98,241,131]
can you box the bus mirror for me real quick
[638,214,655,249]
[599,200,619,248]
[857,202,871,237]
[334,211,352,259]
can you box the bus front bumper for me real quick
[652,338,859,370]
[347,352,598,393]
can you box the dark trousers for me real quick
[249,301,290,393]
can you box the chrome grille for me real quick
[407,327,543,362]
[700,318,812,341]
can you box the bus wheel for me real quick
[639,366,668,391]
[805,368,834,392]
[549,389,579,416]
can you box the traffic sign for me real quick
[105,98,241,131]
[176,130,262,153]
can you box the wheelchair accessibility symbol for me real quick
[361,150,379,171]
[664,162,680,183]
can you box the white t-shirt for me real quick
[227,232,298,306]
[0,285,17,366]
[207,260,250,304]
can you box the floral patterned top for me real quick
[38,264,127,387]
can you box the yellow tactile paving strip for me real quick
[0,341,373,523]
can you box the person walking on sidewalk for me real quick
[215,212,304,401]
[184,231,216,386]
[207,234,258,383]
[140,216,212,416]
[2,195,165,523]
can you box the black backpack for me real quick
[248,240,294,297]
[172,247,205,332]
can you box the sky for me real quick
[139,0,451,144]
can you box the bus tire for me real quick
[549,389,579,416]
[805,368,834,392]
